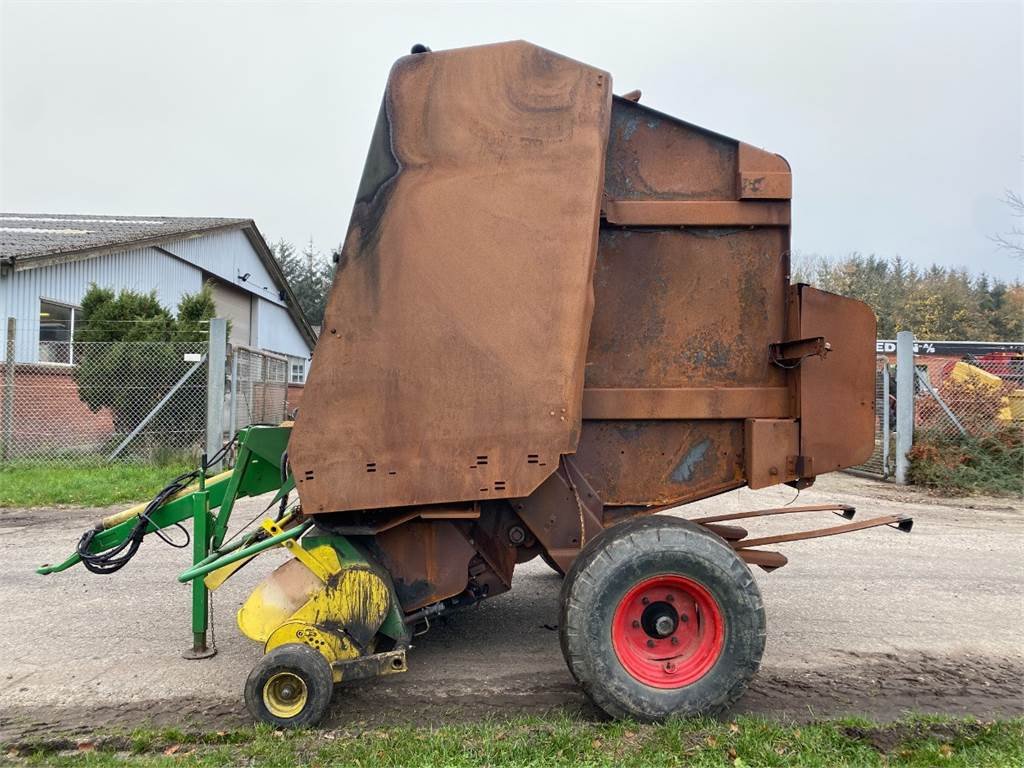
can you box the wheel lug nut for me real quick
[664,661,675,671]
[665,594,674,603]
[680,614,689,623]
[646,639,655,648]
[671,636,679,646]
[632,620,640,628]
[641,597,649,605]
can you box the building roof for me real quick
[0,213,317,349]
[0,213,249,261]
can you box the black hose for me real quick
[76,437,237,575]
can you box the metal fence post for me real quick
[227,345,238,463]
[205,319,227,472]
[881,359,891,478]
[1,318,15,462]
[895,330,915,484]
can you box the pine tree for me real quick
[270,238,334,327]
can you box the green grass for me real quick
[0,461,193,508]
[4,715,1022,767]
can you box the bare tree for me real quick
[992,189,1024,261]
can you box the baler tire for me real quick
[559,516,765,721]
[244,643,334,729]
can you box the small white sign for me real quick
[183,353,202,362]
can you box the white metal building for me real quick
[0,214,316,382]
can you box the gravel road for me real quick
[1,473,1021,740]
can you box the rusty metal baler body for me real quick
[289,40,877,613]
[41,41,909,728]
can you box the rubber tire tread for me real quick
[559,516,766,721]
[244,643,334,729]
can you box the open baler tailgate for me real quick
[289,42,613,514]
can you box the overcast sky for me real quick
[2,1,1021,280]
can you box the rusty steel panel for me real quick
[371,520,477,612]
[582,387,790,420]
[571,420,745,507]
[514,460,604,572]
[736,142,793,200]
[290,41,612,514]
[283,42,882,596]
[603,200,790,226]
[796,285,878,473]
[744,418,799,489]
[585,228,789,390]
[605,98,738,201]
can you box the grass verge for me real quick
[0,462,192,508]
[908,427,1023,496]
[4,715,1022,767]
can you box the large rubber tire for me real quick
[244,643,334,728]
[559,516,765,721]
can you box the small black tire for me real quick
[559,515,765,721]
[540,550,565,577]
[244,643,334,728]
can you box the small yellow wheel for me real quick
[245,644,334,728]
[263,672,308,719]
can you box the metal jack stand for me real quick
[183,454,217,659]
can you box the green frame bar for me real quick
[177,521,312,583]
[37,425,292,576]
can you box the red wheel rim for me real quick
[611,574,724,688]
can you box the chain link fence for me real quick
[1,319,290,466]
[228,345,289,436]
[852,340,1023,483]
[852,356,893,478]
[1,328,209,464]
[913,353,1023,440]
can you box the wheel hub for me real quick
[263,671,309,718]
[642,601,679,638]
[611,574,724,688]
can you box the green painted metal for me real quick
[37,425,292,576]
[211,426,293,550]
[177,521,313,583]
[190,486,211,647]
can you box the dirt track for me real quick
[1,473,1021,741]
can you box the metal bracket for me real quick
[734,513,913,549]
[769,336,831,368]
[331,649,408,683]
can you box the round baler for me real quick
[39,41,911,728]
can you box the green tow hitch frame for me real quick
[37,425,294,658]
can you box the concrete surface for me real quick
[1,473,1021,739]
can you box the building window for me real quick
[289,357,306,384]
[39,299,80,365]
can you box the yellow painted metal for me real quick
[260,519,335,582]
[203,513,306,591]
[950,361,1002,388]
[1007,390,1024,422]
[282,566,389,640]
[262,671,308,719]
[265,620,358,664]
[238,538,391,674]
[203,556,254,590]
[237,545,343,642]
